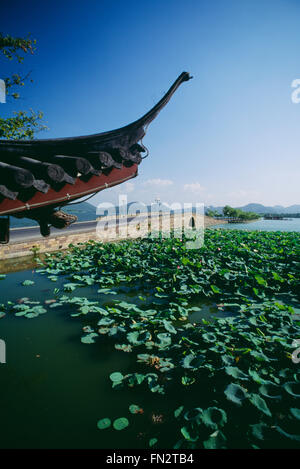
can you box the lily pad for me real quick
[284,382,300,398]
[22,280,35,286]
[259,382,282,400]
[180,426,199,442]
[109,372,124,382]
[129,404,143,414]
[290,408,300,420]
[225,366,248,381]
[201,407,227,429]
[184,408,203,424]
[81,333,98,344]
[97,418,111,430]
[224,383,248,406]
[203,430,227,449]
[174,406,184,418]
[149,438,158,447]
[113,417,129,430]
[249,394,272,417]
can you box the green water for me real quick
[0,269,215,449]
[0,272,125,448]
[1,229,300,449]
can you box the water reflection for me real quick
[188,302,235,324]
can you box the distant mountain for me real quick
[10,201,97,228]
[285,205,300,213]
[237,204,300,214]
[237,204,278,214]
[206,204,300,215]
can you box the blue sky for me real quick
[1,0,300,207]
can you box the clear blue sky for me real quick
[1,0,300,207]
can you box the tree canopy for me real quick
[223,205,260,220]
[0,32,47,139]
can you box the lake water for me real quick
[211,218,300,232]
[0,269,214,449]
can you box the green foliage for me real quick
[0,32,47,139]
[22,279,35,286]
[0,110,47,140]
[223,205,260,220]
[2,229,300,448]
[113,417,129,430]
[205,209,220,217]
[97,418,111,430]
[0,33,36,62]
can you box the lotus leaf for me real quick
[113,418,129,430]
[224,383,248,405]
[97,418,111,430]
[201,407,227,429]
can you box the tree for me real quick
[223,205,237,217]
[205,209,220,217]
[0,32,47,139]
[223,205,260,220]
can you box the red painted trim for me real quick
[0,164,138,216]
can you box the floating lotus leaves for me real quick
[284,382,300,398]
[108,326,126,337]
[250,422,269,441]
[290,408,300,420]
[162,320,177,334]
[129,404,143,414]
[249,394,272,417]
[201,407,227,430]
[97,418,111,430]
[174,406,184,418]
[113,417,129,430]
[275,426,300,442]
[115,344,133,353]
[225,366,248,381]
[202,332,217,343]
[181,376,196,386]
[224,383,248,405]
[248,368,270,385]
[63,282,81,291]
[22,280,35,286]
[155,333,172,349]
[184,408,203,424]
[250,350,272,362]
[221,355,235,366]
[180,426,199,442]
[255,275,268,287]
[258,382,282,400]
[127,330,151,346]
[97,317,115,326]
[149,438,158,447]
[81,333,98,344]
[109,372,124,383]
[203,430,227,449]
[25,312,40,319]
[8,229,300,448]
[182,353,206,370]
